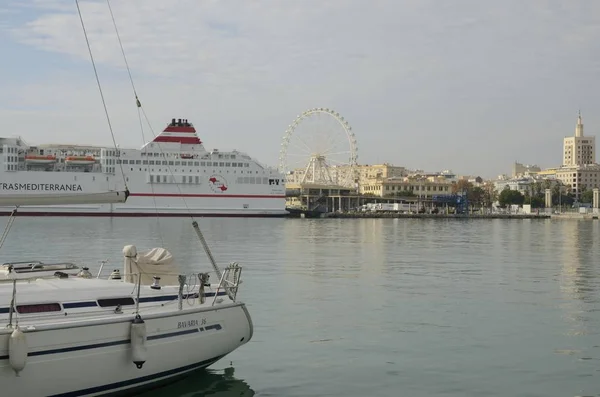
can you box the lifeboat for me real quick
[180,153,194,159]
[65,156,96,165]
[25,155,56,164]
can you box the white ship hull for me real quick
[0,118,288,217]
[0,171,286,216]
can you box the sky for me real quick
[1,0,600,179]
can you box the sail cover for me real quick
[124,247,180,285]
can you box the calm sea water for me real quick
[1,217,599,397]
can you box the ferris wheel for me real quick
[278,108,358,188]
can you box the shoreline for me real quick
[311,212,553,219]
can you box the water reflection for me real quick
[138,366,255,397]
[557,219,600,346]
[559,220,599,304]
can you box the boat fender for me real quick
[130,315,147,369]
[8,326,27,376]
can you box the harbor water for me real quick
[1,217,598,396]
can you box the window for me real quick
[97,297,135,307]
[17,303,62,314]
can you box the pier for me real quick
[325,212,551,219]
[285,182,437,216]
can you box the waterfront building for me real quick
[563,112,595,166]
[361,174,453,198]
[554,113,600,198]
[512,162,541,178]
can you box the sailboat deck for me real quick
[0,276,229,327]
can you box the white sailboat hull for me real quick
[0,303,252,396]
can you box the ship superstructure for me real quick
[0,118,286,216]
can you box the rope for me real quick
[105,0,138,100]
[103,0,223,278]
[104,0,195,220]
[0,208,18,252]
[137,107,165,247]
[75,0,127,189]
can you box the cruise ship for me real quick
[0,118,287,217]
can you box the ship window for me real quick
[232,163,237,167]
[206,162,212,166]
[225,162,231,167]
[201,162,206,166]
[219,162,224,167]
[195,176,199,183]
[174,161,180,166]
[17,303,62,314]
[231,155,236,159]
[135,160,141,165]
[194,161,199,166]
[150,175,154,183]
[97,298,135,307]
[149,161,155,165]
[142,160,148,165]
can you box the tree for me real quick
[532,181,543,197]
[530,196,545,208]
[482,182,498,208]
[581,189,594,203]
[452,179,473,194]
[468,186,485,208]
[498,189,524,207]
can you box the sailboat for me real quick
[0,1,253,396]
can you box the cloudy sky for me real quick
[1,0,600,178]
